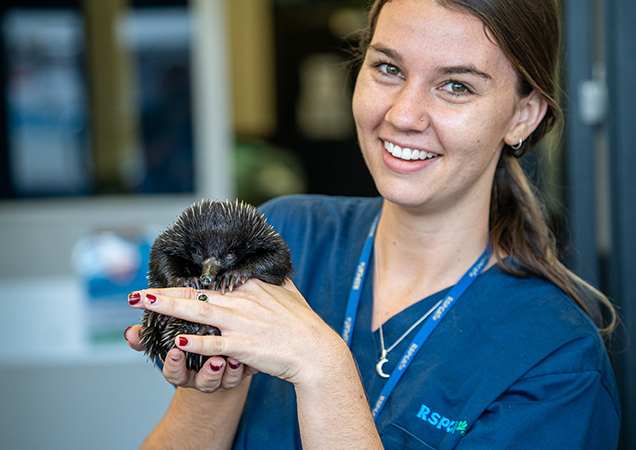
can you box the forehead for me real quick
[373,0,516,81]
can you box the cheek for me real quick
[352,87,364,130]
[437,100,515,154]
[352,77,371,131]
[352,70,386,132]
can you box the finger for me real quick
[194,356,227,393]
[221,358,245,390]
[127,291,145,308]
[127,287,202,309]
[141,291,230,328]
[176,333,228,360]
[175,337,255,387]
[243,365,259,377]
[144,286,200,299]
[163,348,192,386]
[124,325,146,352]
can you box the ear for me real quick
[504,90,548,146]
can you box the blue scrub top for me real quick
[231,195,620,449]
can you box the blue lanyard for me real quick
[341,210,491,420]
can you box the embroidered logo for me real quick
[416,404,467,436]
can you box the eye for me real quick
[372,61,404,79]
[441,81,471,96]
[382,63,401,76]
[168,256,201,277]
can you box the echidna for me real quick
[140,199,294,372]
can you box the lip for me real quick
[380,139,439,174]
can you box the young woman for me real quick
[125,0,620,448]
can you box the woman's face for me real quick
[353,0,530,214]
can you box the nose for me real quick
[199,257,222,288]
[199,275,213,287]
[384,83,430,132]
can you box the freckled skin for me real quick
[140,200,294,372]
[352,0,528,217]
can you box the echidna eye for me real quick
[174,258,203,278]
[226,253,235,262]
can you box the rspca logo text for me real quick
[416,404,466,435]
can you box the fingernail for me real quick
[210,362,222,372]
[178,336,189,347]
[170,352,182,363]
[123,326,131,341]
[128,292,141,305]
[228,360,240,370]
[146,294,157,304]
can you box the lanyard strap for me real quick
[341,210,491,420]
[341,211,381,347]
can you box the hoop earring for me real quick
[511,138,523,150]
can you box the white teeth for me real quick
[383,141,437,161]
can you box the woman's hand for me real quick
[127,280,344,388]
[127,282,382,450]
[124,293,257,392]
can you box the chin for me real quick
[375,184,430,210]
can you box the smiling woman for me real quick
[353,0,529,215]
[124,1,620,449]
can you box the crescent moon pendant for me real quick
[376,357,390,378]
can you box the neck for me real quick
[372,199,491,330]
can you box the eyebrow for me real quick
[368,44,492,81]
[368,44,404,65]
[436,65,492,81]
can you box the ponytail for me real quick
[490,154,618,342]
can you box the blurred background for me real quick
[0,0,633,448]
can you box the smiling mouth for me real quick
[384,140,439,161]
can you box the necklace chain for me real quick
[378,298,442,356]
[374,241,443,377]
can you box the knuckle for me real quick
[244,366,259,377]
[163,368,187,386]
[212,338,226,355]
[221,365,244,389]
[197,384,219,394]
[196,374,222,393]
[184,335,225,358]
[205,336,226,356]
[222,375,242,390]
[196,300,216,322]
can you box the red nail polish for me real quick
[178,336,189,346]
[228,361,240,370]
[210,363,222,372]
[146,294,157,304]
[128,292,141,305]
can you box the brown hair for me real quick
[356,0,617,340]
